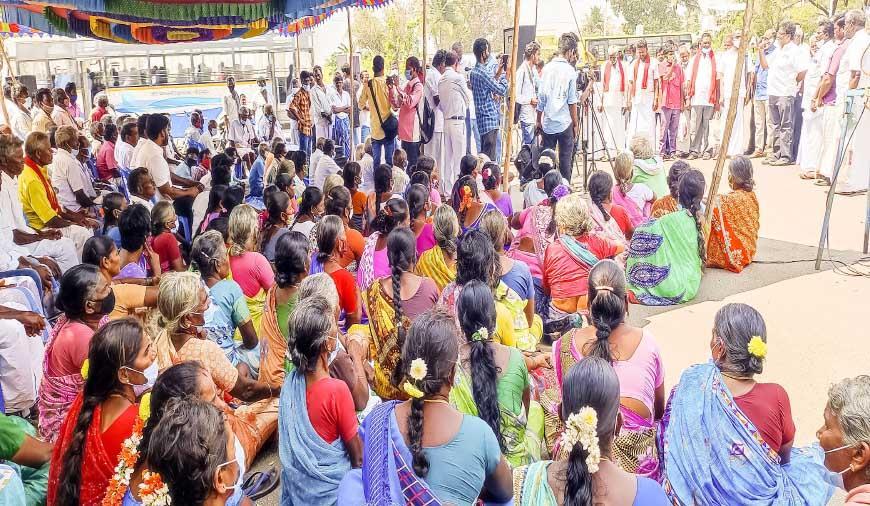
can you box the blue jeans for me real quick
[470,117,481,152]
[360,126,371,144]
[520,121,536,146]
[372,137,396,168]
[299,132,312,157]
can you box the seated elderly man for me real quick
[257,104,285,144]
[228,106,258,163]
[18,132,96,255]
[51,126,99,213]
[0,134,77,277]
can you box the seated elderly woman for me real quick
[818,375,870,504]
[541,193,624,320]
[661,303,833,505]
[629,135,668,198]
[416,204,460,291]
[154,271,279,467]
[706,155,760,273]
[626,169,705,306]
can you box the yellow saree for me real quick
[416,245,456,291]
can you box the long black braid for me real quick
[678,169,707,265]
[587,171,614,222]
[542,170,563,236]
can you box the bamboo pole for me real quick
[422,0,427,70]
[703,0,754,231]
[0,38,14,128]
[295,33,301,77]
[502,0,521,192]
[347,8,356,158]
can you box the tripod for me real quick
[573,90,615,192]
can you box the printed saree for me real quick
[279,370,351,506]
[661,362,833,506]
[450,367,538,467]
[259,285,294,389]
[416,245,456,291]
[364,281,410,401]
[356,232,380,293]
[337,401,443,505]
[512,461,557,506]
[586,195,629,256]
[626,211,702,306]
[494,281,542,353]
[706,190,759,273]
[650,195,678,219]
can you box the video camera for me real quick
[577,64,599,94]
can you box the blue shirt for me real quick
[754,47,775,100]
[536,57,579,134]
[469,61,508,136]
[248,156,265,198]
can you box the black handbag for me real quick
[369,79,399,141]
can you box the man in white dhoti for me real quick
[796,35,825,175]
[627,39,660,150]
[596,45,628,156]
[437,51,468,196]
[227,107,257,159]
[718,31,753,157]
[685,33,719,160]
[310,66,332,141]
[836,10,869,195]
[425,50,448,180]
[812,16,849,185]
[676,44,694,157]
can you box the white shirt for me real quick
[130,138,171,199]
[0,172,34,235]
[11,107,32,141]
[537,57,580,134]
[130,194,155,211]
[687,53,715,106]
[718,49,752,98]
[50,148,95,212]
[515,61,539,123]
[629,57,661,104]
[227,119,256,150]
[437,68,469,120]
[625,182,655,211]
[310,84,330,124]
[596,61,626,109]
[313,155,341,189]
[310,149,323,177]
[846,29,870,89]
[51,105,77,129]
[801,50,825,109]
[257,116,285,143]
[252,86,274,123]
[766,41,807,97]
[115,140,135,171]
[359,153,375,192]
[356,87,371,128]
[327,87,351,120]
[425,68,445,132]
[222,91,240,123]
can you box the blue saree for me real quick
[279,370,351,506]
[337,401,443,506]
[660,362,833,505]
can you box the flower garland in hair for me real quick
[563,407,602,474]
[139,471,170,506]
[470,327,490,342]
[551,184,571,201]
[402,358,428,399]
[101,393,153,506]
[459,185,473,212]
[747,336,767,359]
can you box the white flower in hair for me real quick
[564,406,602,474]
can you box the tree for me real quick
[582,6,608,36]
[610,0,682,33]
[352,0,422,71]
[427,0,462,49]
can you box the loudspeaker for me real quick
[504,25,537,57]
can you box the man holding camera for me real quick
[469,38,509,160]
[537,32,580,181]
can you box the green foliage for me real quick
[582,6,608,35]
[610,0,699,34]
[351,0,423,72]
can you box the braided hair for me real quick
[406,183,429,220]
[387,227,417,348]
[260,190,291,252]
[373,163,393,218]
[370,198,409,236]
[678,169,707,265]
[587,171,614,222]
[432,204,460,258]
[391,309,459,477]
[56,319,145,506]
[585,259,627,363]
[667,160,689,198]
[456,229,499,290]
[562,357,620,506]
[456,280,505,452]
[542,169,564,236]
[612,152,635,196]
[450,175,478,229]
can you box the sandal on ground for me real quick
[243,467,280,501]
[799,171,818,180]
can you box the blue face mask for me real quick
[405,70,413,81]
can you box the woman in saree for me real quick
[509,170,565,318]
[407,183,436,255]
[154,271,279,467]
[588,171,633,242]
[227,204,274,344]
[191,231,261,378]
[818,376,870,504]
[363,164,401,235]
[279,295,363,506]
[553,260,665,478]
[542,193,623,321]
[82,236,159,322]
[417,204,460,291]
[259,190,293,263]
[260,231,310,389]
[355,198,409,292]
[661,303,833,505]
[311,215,362,328]
[611,151,654,228]
[649,161,688,219]
[706,155,760,273]
[338,309,513,506]
[39,264,115,442]
[47,318,157,505]
[451,175,497,234]
[626,169,705,306]
[364,227,439,401]
[117,204,161,281]
[512,357,669,505]
[316,186,364,273]
[451,280,535,467]
[481,210,543,352]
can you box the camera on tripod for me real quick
[576,64,600,94]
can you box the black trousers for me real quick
[402,141,421,170]
[480,129,498,160]
[542,125,576,182]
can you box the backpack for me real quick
[416,82,435,144]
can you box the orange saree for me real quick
[707,190,759,273]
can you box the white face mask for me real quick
[216,456,242,493]
[702,47,711,54]
[24,97,32,109]
[69,148,79,158]
[122,362,158,398]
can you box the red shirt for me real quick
[149,232,181,273]
[306,377,359,443]
[660,62,684,110]
[542,233,621,299]
[96,140,118,180]
[91,106,108,123]
[329,268,359,315]
[610,204,633,238]
[733,382,795,452]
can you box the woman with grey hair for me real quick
[707,155,760,273]
[660,302,833,504]
[818,375,870,501]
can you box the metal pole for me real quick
[703,0,754,233]
[347,8,356,157]
[502,0,522,192]
[295,33,301,77]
